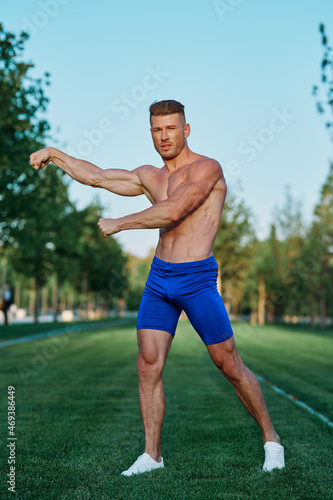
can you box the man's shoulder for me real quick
[133,164,161,179]
[134,164,159,173]
[188,156,223,179]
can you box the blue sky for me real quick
[3,0,333,257]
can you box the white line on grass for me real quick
[0,318,134,349]
[256,374,333,429]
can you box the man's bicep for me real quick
[169,179,213,219]
[92,167,145,196]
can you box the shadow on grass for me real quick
[231,320,333,338]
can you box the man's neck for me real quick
[163,145,195,173]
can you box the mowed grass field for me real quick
[0,319,332,500]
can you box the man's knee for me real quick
[208,340,245,382]
[136,329,172,381]
[219,355,245,383]
[137,350,164,380]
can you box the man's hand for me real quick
[98,218,120,238]
[30,148,52,169]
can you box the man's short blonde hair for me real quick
[149,100,186,124]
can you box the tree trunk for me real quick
[67,289,74,312]
[320,259,328,329]
[34,278,41,324]
[1,258,7,286]
[88,292,94,319]
[258,278,266,325]
[41,286,48,316]
[265,297,274,324]
[310,294,316,327]
[53,276,59,322]
[116,298,126,317]
[60,297,66,315]
[14,283,20,309]
[251,311,258,325]
[29,278,36,319]
[320,295,326,329]
[81,272,88,318]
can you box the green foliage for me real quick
[72,202,128,298]
[272,186,306,241]
[0,24,73,322]
[312,24,333,142]
[0,24,128,320]
[125,253,152,310]
[213,189,256,311]
[6,166,73,286]
[0,23,51,232]
[242,226,288,316]
[296,163,333,317]
[269,189,307,316]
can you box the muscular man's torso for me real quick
[138,153,227,263]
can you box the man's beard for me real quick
[156,141,185,161]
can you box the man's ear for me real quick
[184,123,191,138]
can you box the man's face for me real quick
[150,113,190,161]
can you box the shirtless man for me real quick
[30,99,285,475]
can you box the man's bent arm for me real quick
[98,159,223,237]
[30,147,145,196]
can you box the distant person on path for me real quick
[2,284,12,325]
[30,100,285,475]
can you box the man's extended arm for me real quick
[30,147,145,196]
[98,159,224,237]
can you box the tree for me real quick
[0,25,130,323]
[299,164,333,326]
[71,203,129,316]
[312,24,333,143]
[6,165,73,322]
[125,250,154,311]
[0,24,74,322]
[272,185,306,242]
[241,188,308,323]
[213,189,256,315]
[311,23,333,326]
[0,23,51,232]
[270,187,307,318]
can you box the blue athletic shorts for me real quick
[137,255,233,345]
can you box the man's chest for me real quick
[149,168,187,203]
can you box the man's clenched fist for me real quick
[98,218,120,238]
[30,148,52,169]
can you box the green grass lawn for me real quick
[0,318,129,342]
[0,320,332,499]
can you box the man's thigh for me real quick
[137,288,182,338]
[183,289,233,345]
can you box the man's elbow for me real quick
[88,172,100,188]
[167,205,185,224]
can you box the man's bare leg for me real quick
[207,337,284,471]
[121,329,172,476]
[136,328,173,461]
[207,337,280,443]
